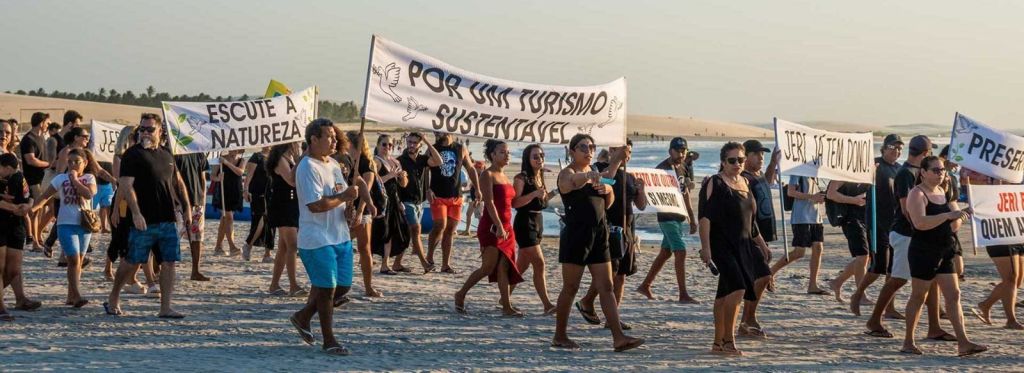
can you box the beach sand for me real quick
[2,212,1022,371]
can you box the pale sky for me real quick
[2,0,1022,129]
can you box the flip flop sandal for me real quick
[958,345,988,357]
[333,295,351,308]
[102,302,123,316]
[550,340,580,350]
[441,267,458,275]
[15,300,42,311]
[81,257,92,268]
[423,264,437,274]
[394,267,413,273]
[0,312,14,322]
[323,346,350,356]
[42,246,53,258]
[574,301,601,325]
[864,329,894,338]
[158,313,186,319]
[614,338,646,353]
[453,302,468,315]
[806,289,830,295]
[268,288,288,296]
[543,306,557,316]
[290,315,315,345]
[926,332,957,342]
[73,300,89,309]
[900,347,923,355]
[289,289,309,297]
[969,307,992,325]
[379,270,398,276]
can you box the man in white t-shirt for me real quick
[289,119,359,356]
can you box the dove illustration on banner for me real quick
[403,96,428,121]
[372,62,403,103]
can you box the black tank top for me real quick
[516,173,547,212]
[911,191,954,250]
[430,142,462,198]
[560,176,606,228]
[269,159,296,206]
[222,158,243,194]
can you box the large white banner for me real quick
[968,184,1024,246]
[775,118,874,184]
[629,167,687,216]
[88,120,124,163]
[161,87,317,154]
[948,113,1024,184]
[362,35,627,146]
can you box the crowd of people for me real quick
[0,111,1021,358]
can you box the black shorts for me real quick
[513,212,543,248]
[0,222,27,250]
[559,222,610,266]
[841,219,869,257]
[986,245,1020,258]
[610,225,638,276]
[909,245,956,281]
[791,224,824,248]
[869,229,893,275]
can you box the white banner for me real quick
[362,35,627,146]
[948,113,1024,184]
[88,120,124,163]
[775,118,874,184]
[629,167,687,216]
[161,87,317,154]
[968,184,1024,246]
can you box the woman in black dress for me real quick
[242,146,275,263]
[901,156,986,356]
[698,142,770,356]
[551,134,644,352]
[372,134,410,274]
[345,131,382,297]
[510,144,557,314]
[266,141,304,297]
[213,149,244,256]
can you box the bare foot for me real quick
[884,310,906,320]
[635,285,654,300]
[720,340,742,356]
[860,296,874,305]
[551,338,580,349]
[613,336,645,352]
[900,344,922,355]
[678,295,699,304]
[1005,321,1024,330]
[850,291,862,316]
[454,291,467,314]
[365,288,383,298]
[829,280,845,303]
[191,273,211,281]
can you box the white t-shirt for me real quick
[296,156,350,250]
[50,173,96,226]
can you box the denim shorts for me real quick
[298,241,354,288]
[128,222,181,264]
[402,202,423,226]
[57,224,92,257]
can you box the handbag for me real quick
[80,195,101,233]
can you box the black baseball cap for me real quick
[743,139,771,153]
[670,137,688,150]
[883,134,904,147]
[908,135,936,155]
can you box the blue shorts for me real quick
[298,241,354,289]
[403,202,423,226]
[93,183,115,208]
[659,221,688,251]
[57,224,92,257]
[127,222,181,264]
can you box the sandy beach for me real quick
[1,207,1022,372]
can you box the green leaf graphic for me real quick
[954,155,963,162]
[177,114,187,124]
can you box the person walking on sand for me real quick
[242,146,275,263]
[0,153,37,319]
[289,119,360,356]
[211,149,245,257]
[174,149,211,281]
[769,175,828,294]
[736,139,778,339]
[900,156,987,357]
[697,142,771,355]
[550,134,644,352]
[391,132,441,274]
[426,132,480,274]
[266,141,306,297]
[637,137,699,303]
[453,140,525,316]
[343,131,383,297]
[106,114,190,318]
[969,166,1024,330]
[508,144,558,314]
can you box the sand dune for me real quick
[0,93,155,129]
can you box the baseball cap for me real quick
[883,134,904,147]
[908,135,935,155]
[670,137,688,150]
[742,139,771,153]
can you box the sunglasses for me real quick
[725,156,746,165]
[884,145,903,151]
[532,153,545,160]
[575,144,597,153]
[138,126,158,133]
[927,167,945,175]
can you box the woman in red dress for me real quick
[454,139,524,317]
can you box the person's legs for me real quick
[553,263,586,347]
[587,262,642,349]
[269,228,289,292]
[851,272,880,315]
[513,246,554,311]
[158,261,179,316]
[978,256,1020,327]
[936,274,985,354]
[672,251,695,302]
[187,206,209,281]
[224,211,239,254]
[741,275,770,331]
[0,246,7,315]
[636,248,671,300]
[426,210,445,266]
[866,277,907,334]
[809,242,824,292]
[924,281,948,338]
[354,221,379,297]
[107,260,141,313]
[770,247,806,277]
[5,249,36,308]
[215,211,228,254]
[379,243,393,273]
[720,290,745,354]
[441,216,459,272]
[496,256,518,316]
[901,278,931,353]
[830,255,868,303]
[454,247,499,311]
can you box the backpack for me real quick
[783,177,807,212]
[824,181,847,227]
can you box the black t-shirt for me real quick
[97,161,114,186]
[398,153,430,204]
[742,170,777,242]
[891,164,919,236]
[430,142,463,198]
[0,172,30,226]
[594,162,639,227]
[19,132,48,185]
[121,145,178,224]
[838,182,871,222]
[655,158,687,222]
[870,156,901,232]
[247,152,270,195]
[174,152,209,207]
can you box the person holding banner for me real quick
[850,134,904,317]
[509,144,557,314]
[637,137,699,304]
[825,179,871,304]
[212,149,245,257]
[900,156,987,357]
[426,132,480,275]
[551,134,644,352]
[698,142,770,355]
[453,139,524,316]
[266,141,305,297]
[969,167,1024,330]
[769,175,827,295]
[392,132,441,274]
[174,151,211,282]
[242,147,275,263]
[738,139,778,338]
